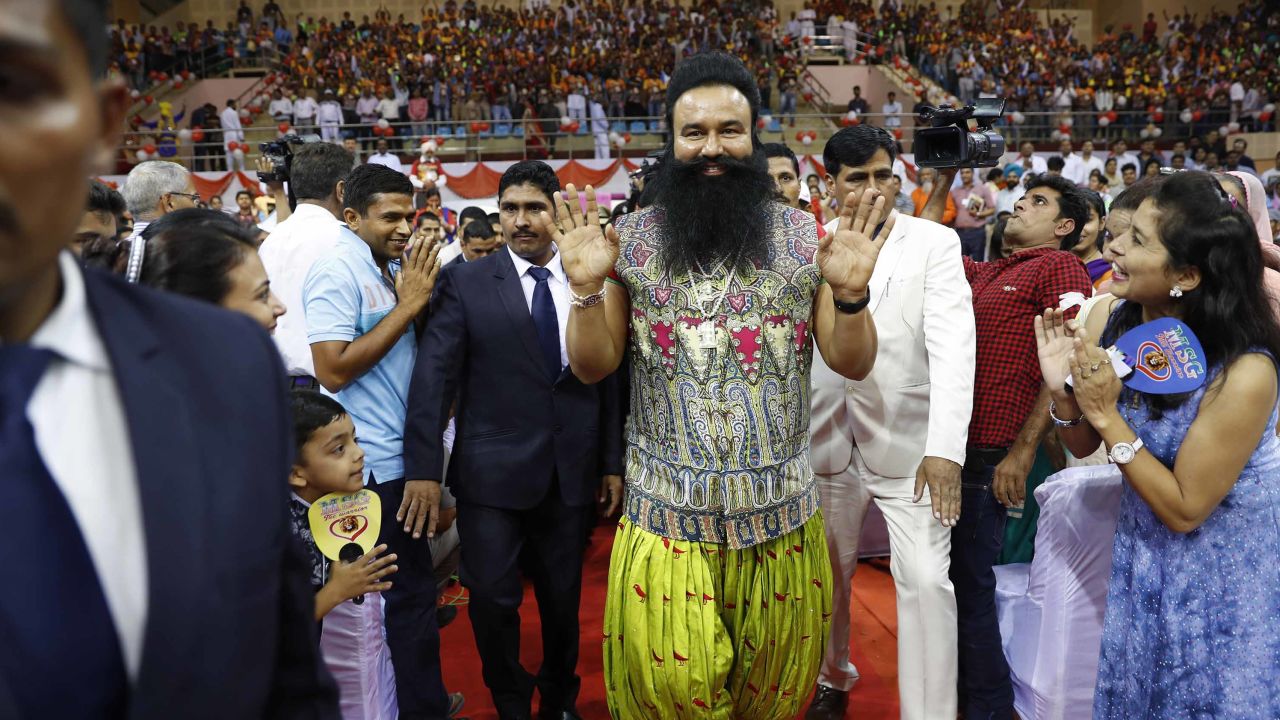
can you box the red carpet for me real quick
[440,527,901,719]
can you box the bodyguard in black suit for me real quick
[0,4,337,716]
[404,162,624,720]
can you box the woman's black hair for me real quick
[1079,188,1107,251]
[1102,170,1280,415]
[1142,157,1163,176]
[128,208,258,304]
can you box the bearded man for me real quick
[551,52,894,719]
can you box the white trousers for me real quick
[816,445,958,720]
[593,133,610,159]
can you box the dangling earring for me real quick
[1169,285,1184,298]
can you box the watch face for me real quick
[1111,443,1136,464]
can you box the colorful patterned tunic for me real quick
[610,202,823,549]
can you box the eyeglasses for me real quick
[166,191,202,204]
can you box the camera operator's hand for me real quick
[255,156,291,223]
[919,167,958,225]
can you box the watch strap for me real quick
[832,294,870,315]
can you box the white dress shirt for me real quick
[27,253,147,679]
[367,152,404,174]
[438,241,464,266]
[268,97,294,119]
[220,106,244,142]
[506,245,569,367]
[259,203,355,376]
[293,97,319,122]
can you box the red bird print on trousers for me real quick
[633,584,647,602]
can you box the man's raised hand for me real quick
[819,187,896,300]
[395,235,443,313]
[544,183,620,291]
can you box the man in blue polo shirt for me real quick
[303,164,456,719]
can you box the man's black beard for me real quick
[650,150,777,278]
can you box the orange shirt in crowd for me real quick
[911,187,957,226]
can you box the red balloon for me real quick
[892,129,903,140]
[278,122,291,133]
[469,122,482,133]
[1106,110,1118,122]
[142,143,157,155]
[173,81,184,90]
[1192,110,1204,122]
[568,121,580,133]
[191,128,205,142]
[1059,124,1071,134]
[143,95,154,105]
[756,117,767,130]
[795,131,806,142]
[1152,112,1164,123]
[1260,111,1274,123]
[802,92,814,103]
[480,122,491,132]
[623,132,632,143]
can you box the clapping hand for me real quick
[394,235,443,314]
[1068,336,1122,424]
[820,188,896,300]
[544,183,619,291]
[1034,308,1080,396]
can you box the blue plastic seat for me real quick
[767,119,782,132]
[648,120,662,133]
[629,120,646,134]
[438,126,453,137]
[494,123,511,137]
[513,125,524,137]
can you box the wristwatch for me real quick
[1108,436,1145,465]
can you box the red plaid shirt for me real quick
[964,248,1092,448]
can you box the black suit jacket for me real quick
[404,250,624,510]
[0,268,339,720]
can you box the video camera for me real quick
[257,133,323,184]
[913,97,1007,169]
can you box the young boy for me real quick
[289,390,400,719]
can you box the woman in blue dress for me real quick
[1035,170,1280,719]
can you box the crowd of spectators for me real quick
[805,0,1278,138]
[114,0,1278,164]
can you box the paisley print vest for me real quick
[611,203,823,549]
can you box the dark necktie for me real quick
[527,266,562,381]
[0,345,128,717]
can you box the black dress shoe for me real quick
[804,684,848,720]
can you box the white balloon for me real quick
[1012,112,1025,125]
[425,140,438,153]
[761,113,773,124]
[233,148,246,160]
[1140,128,1151,139]
[1180,109,1193,124]
[846,110,858,121]
[130,89,141,99]
[1219,125,1230,136]
[377,118,390,129]
[560,115,572,126]
[1227,121,1240,133]
[239,108,251,119]
[1062,117,1074,128]
[1264,103,1277,113]
[177,128,192,141]
[136,149,149,161]
[609,131,621,143]
[1152,127,1163,138]
[1115,95,1128,108]
[801,135,813,146]
[1098,116,1111,127]
[1050,130,1063,141]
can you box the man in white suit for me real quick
[805,126,976,720]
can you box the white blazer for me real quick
[810,213,976,479]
